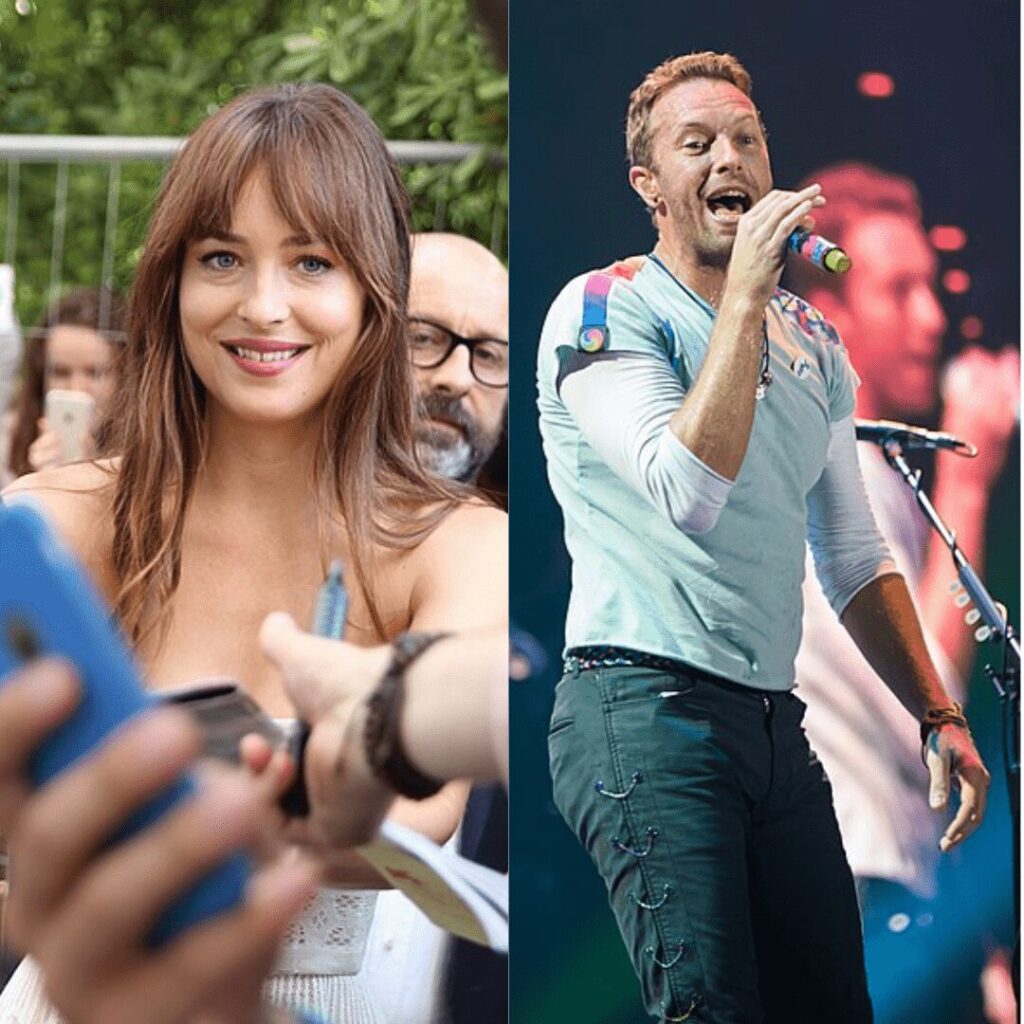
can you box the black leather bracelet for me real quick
[363,631,449,800]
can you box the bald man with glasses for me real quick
[407,233,509,484]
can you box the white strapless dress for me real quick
[0,888,382,1023]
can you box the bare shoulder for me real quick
[2,460,117,582]
[424,500,507,554]
[406,500,508,632]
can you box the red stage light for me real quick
[929,225,967,251]
[857,72,895,98]
[960,316,984,340]
[942,269,971,294]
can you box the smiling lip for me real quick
[220,338,311,377]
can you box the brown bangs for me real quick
[172,86,409,329]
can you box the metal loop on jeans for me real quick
[662,995,701,1021]
[595,769,643,800]
[645,940,686,969]
[630,883,673,910]
[610,826,658,859]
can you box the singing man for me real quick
[536,51,990,1023]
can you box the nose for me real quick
[68,371,92,394]
[711,135,743,174]
[910,284,947,350]
[421,343,476,397]
[237,266,289,327]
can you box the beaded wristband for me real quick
[363,631,449,800]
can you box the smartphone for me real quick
[0,501,250,946]
[44,389,95,464]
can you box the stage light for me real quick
[929,225,968,252]
[942,269,971,294]
[857,72,895,98]
[960,316,984,340]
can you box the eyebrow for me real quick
[673,114,761,141]
[202,230,320,247]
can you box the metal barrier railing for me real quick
[0,135,500,326]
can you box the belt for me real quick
[563,645,775,698]
[564,645,702,676]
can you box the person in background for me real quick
[367,230,509,1024]
[3,286,122,485]
[409,232,508,488]
[787,162,1018,1024]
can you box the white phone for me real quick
[44,389,95,464]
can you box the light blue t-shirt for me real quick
[537,254,859,691]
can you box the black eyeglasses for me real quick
[407,319,509,388]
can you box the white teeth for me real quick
[232,346,300,363]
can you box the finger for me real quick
[771,200,818,252]
[239,732,276,775]
[141,855,320,1017]
[746,185,821,227]
[40,774,265,972]
[8,709,199,930]
[260,612,351,720]
[940,770,988,852]
[926,735,951,809]
[0,660,80,825]
[42,855,320,1024]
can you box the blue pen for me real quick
[312,560,348,640]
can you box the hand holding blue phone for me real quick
[0,501,250,946]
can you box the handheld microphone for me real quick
[854,418,978,456]
[788,228,852,274]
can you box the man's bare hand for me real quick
[726,184,825,308]
[924,724,990,852]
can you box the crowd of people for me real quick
[0,83,509,1024]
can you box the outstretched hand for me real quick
[924,723,991,852]
[256,612,395,849]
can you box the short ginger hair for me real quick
[626,51,756,168]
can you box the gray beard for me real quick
[416,433,482,483]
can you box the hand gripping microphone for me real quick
[854,419,978,456]
[788,228,852,274]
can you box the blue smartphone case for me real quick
[0,501,250,946]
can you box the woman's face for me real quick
[44,325,115,410]
[179,171,366,427]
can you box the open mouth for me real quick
[705,188,752,223]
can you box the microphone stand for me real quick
[878,435,1020,977]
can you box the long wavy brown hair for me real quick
[7,287,123,478]
[100,84,460,647]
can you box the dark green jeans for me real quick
[548,661,872,1024]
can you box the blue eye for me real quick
[298,256,333,274]
[202,251,238,271]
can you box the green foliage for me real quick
[0,0,506,327]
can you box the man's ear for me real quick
[629,165,662,214]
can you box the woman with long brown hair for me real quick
[0,83,506,1022]
[3,287,122,485]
